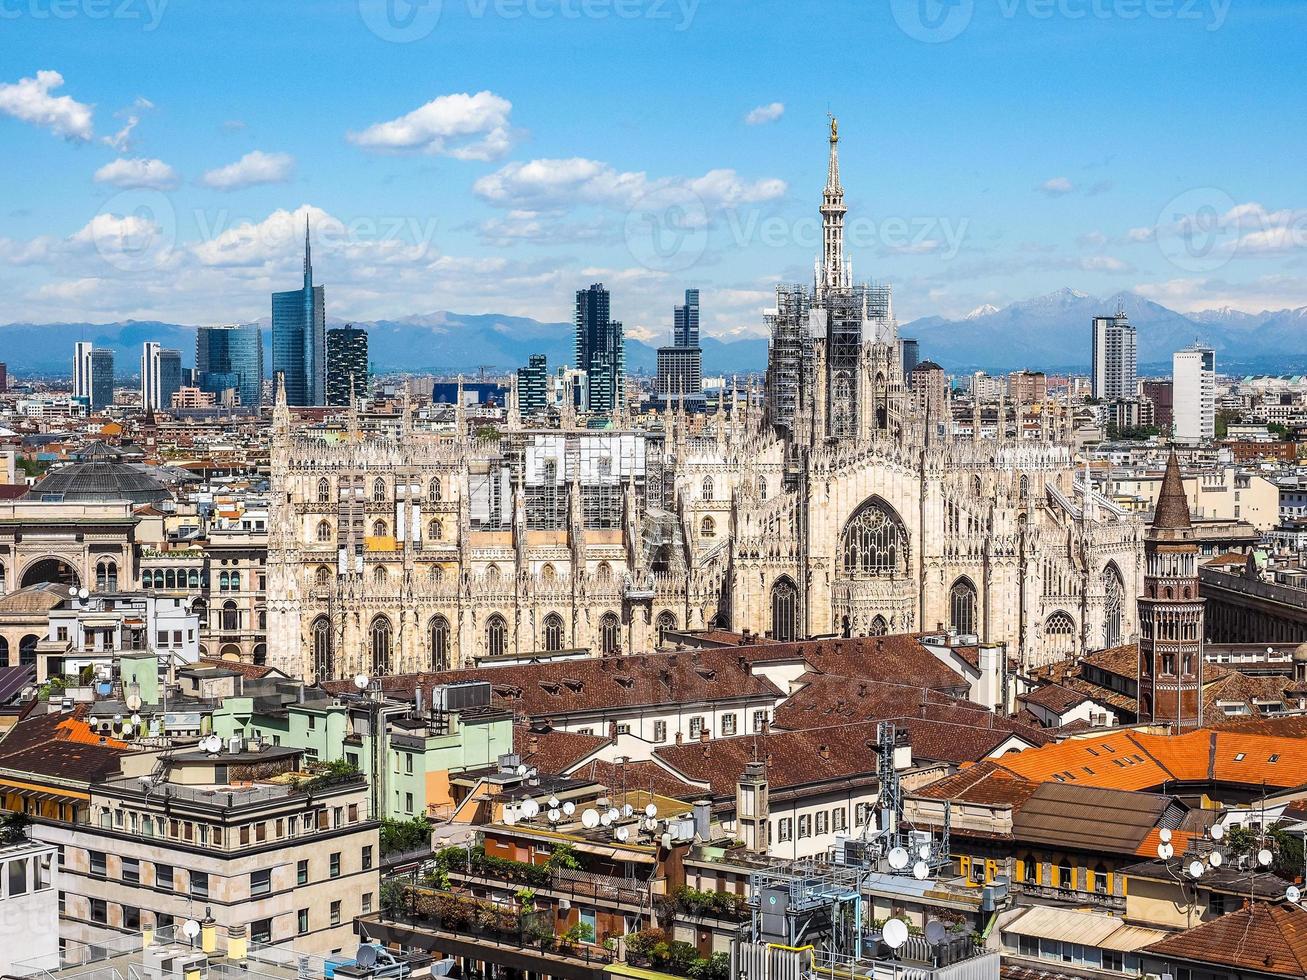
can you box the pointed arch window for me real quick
[771,577,799,643]
[949,577,978,637]
[543,613,565,653]
[600,612,621,655]
[370,617,392,674]
[312,617,332,678]
[429,616,450,671]
[486,614,508,658]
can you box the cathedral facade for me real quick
[265,122,1144,681]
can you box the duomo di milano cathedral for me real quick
[266,120,1144,682]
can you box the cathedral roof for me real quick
[1153,451,1192,530]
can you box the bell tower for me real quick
[1137,452,1205,730]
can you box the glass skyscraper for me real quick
[272,220,326,406]
[574,282,624,415]
[197,323,263,408]
[326,325,368,406]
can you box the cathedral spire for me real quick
[817,116,849,300]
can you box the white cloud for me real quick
[200,150,296,191]
[93,157,179,190]
[473,157,785,211]
[347,91,513,161]
[744,102,784,125]
[1039,177,1075,197]
[0,70,93,141]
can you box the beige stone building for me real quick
[265,124,1144,680]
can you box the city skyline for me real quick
[0,2,1303,342]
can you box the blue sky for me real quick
[0,0,1303,341]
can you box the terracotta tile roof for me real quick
[1143,902,1307,978]
[0,704,129,783]
[568,758,708,800]
[514,725,609,775]
[322,647,784,721]
[911,760,1040,808]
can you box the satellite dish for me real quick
[888,847,909,870]
[1159,828,1172,844]
[1209,851,1223,868]
[644,803,658,818]
[581,808,600,829]
[503,810,517,826]
[521,799,540,819]
[1157,843,1174,860]
[616,827,630,842]
[548,809,560,823]
[1188,860,1205,878]
[356,946,378,969]
[1259,848,1274,866]
[924,921,948,945]
[912,861,929,880]
[918,843,932,860]
[353,674,369,690]
[563,801,576,816]
[182,919,201,939]
[1210,823,1225,841]
[1288,885,1302,904]
[882,919,909,950]
[600,812,613,827]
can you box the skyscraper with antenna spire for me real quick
[272,216,326,405]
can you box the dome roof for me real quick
[27,461,171,505]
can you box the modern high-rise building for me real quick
[272,220,326,406]
[574,282,624,415]
[1173,343,1216,444]
[196,323,263,409]
[140,343,182,412]
[1091,309,1137,401]
[674,288,700,348]
[1141,379,1174,428]
[901,338,920,377]
[72,342,93,402]
[516,353,549,418]
[656,288,704,408]
[325,325,368,406]
[89,349,114,410]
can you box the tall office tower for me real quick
[574,282,624,414]
[73,341,93,402]
[1172,343,1216,445]
[1137,452,1204,730]
[141,343,182,411]
[516,354,549,417]
[674,288,700,347]
[901,338,920,377]
[1141,379,1174,428]
[325,325,369,407]
[1091,309,1137,401]
[197,323,264,408]
[657,288,704,408]
[272,219,327,406]
[90,349,114,410]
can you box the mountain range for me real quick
[2,289,1305,377]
